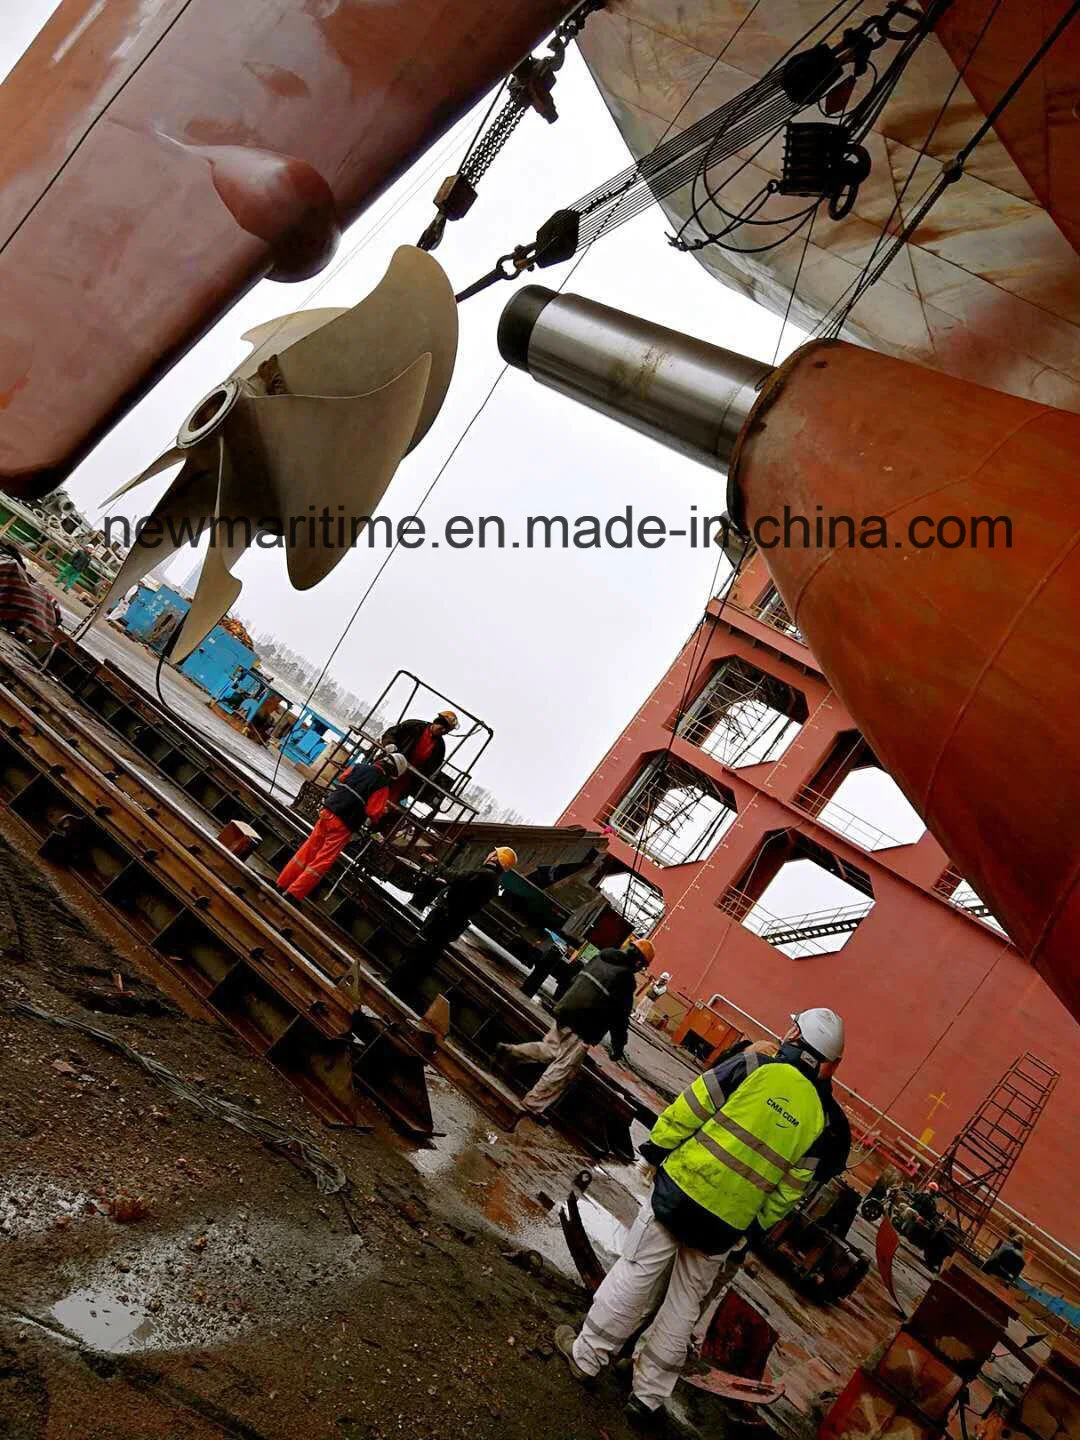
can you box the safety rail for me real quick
[792,784,905,851]
[716,887,872,956]
[724,594,806,644]
[933,866,1007,935]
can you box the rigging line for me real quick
[271,10,776,806]
[812,0,1010,339]
[458,77,510,170]
[853,0,1004,275]
[0,0,201,261]
[628,177,820,875]
[771,185,820,365]
[224,115,475,363]
[579,0,872,254]
[838,0,1080,333]
[629,137,822,882]
[571,0,786,220]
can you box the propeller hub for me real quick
[178,379,242,448]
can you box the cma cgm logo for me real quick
[766,1096,799,1128]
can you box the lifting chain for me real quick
[418,0,606,252]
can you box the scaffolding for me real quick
[730,584,805,644]
[678,657,804,768]
[921,1052,1060,1241]
[606,755,736,867]
[599,871,666,936]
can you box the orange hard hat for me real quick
[627,936,656,965]
[435,709,459,730]
[491,846,517,870]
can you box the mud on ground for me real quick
[0,838,650,1440]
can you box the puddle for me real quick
[575,1194,629,1267]
[51,1288,159,1353]
[33,1205,373,1356]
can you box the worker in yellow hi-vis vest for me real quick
[555,1008,849,1425]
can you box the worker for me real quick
[983,1231,1025,1284]
[499,937,654,1116]
[388,846,517,1004]
[634,969,671,1024]
[269,702,295,745]
[380,710,458,810]
[58,546,90,592]
[276,751,407,903]
[520,931,572,1000]
[555,1007,846,1424]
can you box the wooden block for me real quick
[217,819,261,859]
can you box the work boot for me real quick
[554,1325,591,1384]
[626,1395,666,1432]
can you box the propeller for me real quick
[98,246,458,661]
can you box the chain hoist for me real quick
[417,0,606,253]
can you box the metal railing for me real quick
[717,887,872,957]
[601,799,737,868]
[724,593,806,644]
[934,867,1008,936]
[792,784,905,851]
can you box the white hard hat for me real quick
[660,971,671,981]
[791,1008,845,1061]
[384,750,408,778]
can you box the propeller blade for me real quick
[233,308,348,380]
[97,446,220,612]
[101,445,187,507]
[276,245,456,450]
[231,352,432,590]
[171,440,246,661]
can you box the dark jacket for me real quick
[553,947,637,1055]
[428,862,502,935]
[984,1238,1024,1282]
[382,719,446,779]
[324,759,390,830]
[641,1042,851,1255]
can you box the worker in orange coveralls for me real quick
[276,751,408,903]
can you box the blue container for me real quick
[121,581,187,641]
[180,627,256,697]
[120,581,257,699]
[280,706,347,767]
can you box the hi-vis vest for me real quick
[651,1059,826,1231]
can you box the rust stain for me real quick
[608,344,664,402]
[0,374,30,412]
[0,339,32,411]
[243,62,311,100]
[184,116,264,150]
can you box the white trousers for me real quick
[502,1023,588,1113]
[572,1199,725,1409]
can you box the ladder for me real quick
[922,1053,1060,1239]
